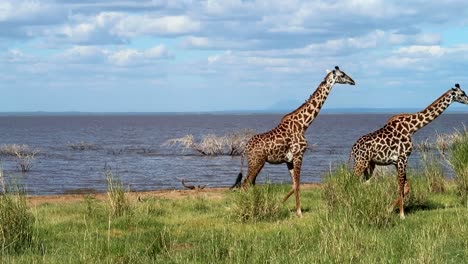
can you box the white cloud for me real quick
[396,45,446,57]
[0,0,50,22]
[48,12,201,45]
[112,14,200,37]
[57,46,110,63]
[182,36,211,48]
[107,44,172,66]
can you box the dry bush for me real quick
[0,144,39,173]
[224,129,255,156]
[164,129,255,156]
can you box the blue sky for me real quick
[1,0,468,112]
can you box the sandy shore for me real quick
[27,183,322,207]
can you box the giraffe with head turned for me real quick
[349,83,468,219]
[231,66,356,217]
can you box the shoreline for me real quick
[27,183,322,206]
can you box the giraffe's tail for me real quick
[230,150,245,189]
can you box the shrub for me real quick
[0,169,36,254]
[105,170,131,217]
[229,183,289,223]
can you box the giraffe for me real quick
[231,66,355,217]
[349,83,468,219]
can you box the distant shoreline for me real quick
[1,109,467,116]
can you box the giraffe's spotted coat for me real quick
[349,84,468,219]
[233,66,356,217]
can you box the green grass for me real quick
[450,130,468,206]
[0,171,36,255]
[1,176,466,263]
[229,183,290,223]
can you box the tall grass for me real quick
[415,140,446,193]
[105,169,130,217]
[449,129,468,206]
[0,169,36,254]
[323,165,396,227]
[323,165,431,227]
[229,183,289,223]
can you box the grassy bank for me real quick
[1,179,467,263]
[2,129,467,263]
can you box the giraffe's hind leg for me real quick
[388,157,408,219]
[282,159,303,217]
[364,161,376,181]
[282,162,295,203]
[353,159,370,179]
[242,158,265,187]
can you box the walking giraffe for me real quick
[232,66,355,217]
[349,84,468,219]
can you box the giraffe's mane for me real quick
[386,113,411,124]
[420,89,453,112]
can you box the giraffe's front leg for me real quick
[392,157,408,219]
[292,157,303,217]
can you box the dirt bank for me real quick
[27,183,321,207]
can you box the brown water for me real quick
[0,113,466,195]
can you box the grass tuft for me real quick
[105,170,131,217]
[0,169,36,254]
[449,129,468,206]
[323,164,397,227]
[230,183,289,223]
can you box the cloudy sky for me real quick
[1,0,468,112]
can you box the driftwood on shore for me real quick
[181,179,207,190]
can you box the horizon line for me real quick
[0,107,467,116]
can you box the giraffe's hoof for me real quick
[296,209,303,218]
[399,214,406,220]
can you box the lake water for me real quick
[0,113,466,195]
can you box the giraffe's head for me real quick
[327,66,355,85]
[451,83,468,105]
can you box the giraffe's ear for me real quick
[326,69,331,74]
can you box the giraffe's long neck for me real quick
[407,90,453,134]
[282,75,334,130]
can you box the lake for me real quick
[0,113,466,195]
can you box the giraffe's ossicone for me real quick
[231,66,356,217]
[349,83,468,219]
